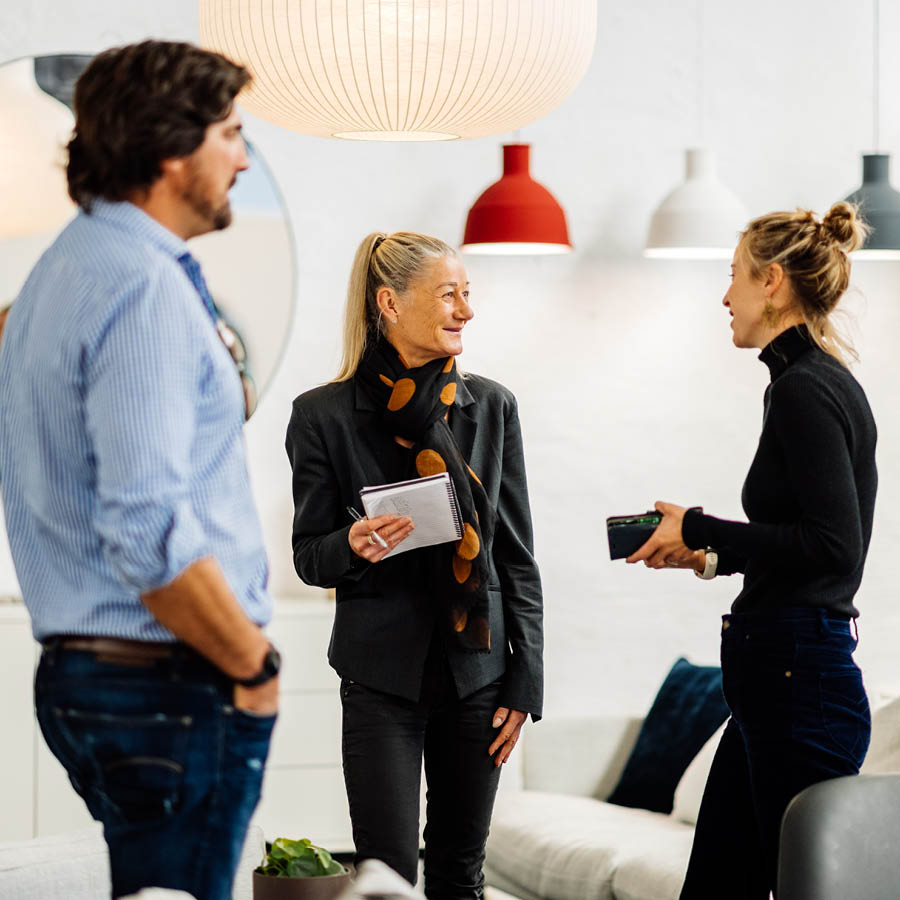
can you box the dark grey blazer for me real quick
[285,372,543,718]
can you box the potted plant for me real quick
[253,837,352,899]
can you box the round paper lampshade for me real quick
[199,0,597,141]
[0,58,75,239]
[462,144,571,255]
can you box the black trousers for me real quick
[680,608,870,900]
[340,640,503,899]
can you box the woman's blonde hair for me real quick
[738,202,870,366]
[334,231,458,381]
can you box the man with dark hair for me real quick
[0,41,279,900]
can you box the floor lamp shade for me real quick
[844,155,900,259]
[644,148,747,260]
[0,58,75,239]
[198,0,597,141]
[462,144,571,255]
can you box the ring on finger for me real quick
[367,533,377,546]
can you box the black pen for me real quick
[346,506,389,549]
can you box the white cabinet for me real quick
[0,604,36,841]
[254,597,354,851]
[0,596,354,849]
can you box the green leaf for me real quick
[258,837,344,878]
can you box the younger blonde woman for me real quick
[632,203,877,899]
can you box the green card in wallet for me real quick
[360,472,464,558]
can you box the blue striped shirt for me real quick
[0,200,271,641]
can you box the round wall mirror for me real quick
[0,53,296,407]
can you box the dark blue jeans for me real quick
[340,640,503,899]
[680,608,870,900]
[35,642,275,900]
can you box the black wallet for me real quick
[606,511,662,559]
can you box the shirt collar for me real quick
[84,198,189,261]
[758,323,815,381]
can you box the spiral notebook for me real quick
[360,472,464,558]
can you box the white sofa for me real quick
[484,693,900,900]
[0,822,265,900]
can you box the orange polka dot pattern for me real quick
[362,344,495,651]
[416,449,447,477]
[387,378,416,411]
[456,523,480,560]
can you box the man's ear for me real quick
[159,157,185,180]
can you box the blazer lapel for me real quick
[450,377,478,462]
[354,380,397,485]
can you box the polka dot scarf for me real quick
[357,338,495,651]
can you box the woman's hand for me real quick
[348,513,414,562]
[489,707,527,767]
[627,501,700,570]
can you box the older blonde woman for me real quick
[285,232,543,898]
[631,203,877,899]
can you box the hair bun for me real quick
[822,201,869,252]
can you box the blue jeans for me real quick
[35,641,275,900]
[679,608,870,900]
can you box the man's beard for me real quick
[182,167,233,232]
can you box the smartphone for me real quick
[606,511,662,560]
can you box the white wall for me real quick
[2,0,900,719]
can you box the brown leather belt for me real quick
[45,635,182,667]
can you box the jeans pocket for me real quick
[818,672,871,764]
[232,706,278,724]
[52,707,193,824]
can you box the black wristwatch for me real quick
[236,643,281,688]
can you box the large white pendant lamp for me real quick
[0,58,75,239]
[198,0,597,141]
[843,0,900,260]
[644,148,747,260]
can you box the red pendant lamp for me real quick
[462,144,572,255]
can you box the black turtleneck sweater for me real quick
[682,325,877,618]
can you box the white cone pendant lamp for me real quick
[0,58,75,239]
[644,149,747,260]
[198,0,597,141]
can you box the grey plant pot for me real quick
[253,867,352,900]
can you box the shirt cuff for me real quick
[682,507,709,551]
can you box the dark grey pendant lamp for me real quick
[843,0,900,259]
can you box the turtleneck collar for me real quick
[758,324,815,381]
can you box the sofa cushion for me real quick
[861,693,900,774]
[0,824,110,900]
[0,822,264,900]
[607,658,729,814]
[609,836,693,900]
[484,789,694,900]
[671,721,727,827]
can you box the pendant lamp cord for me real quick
[873,0,880,151]
[696,0,704,146]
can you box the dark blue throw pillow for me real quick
[607,657,729,814]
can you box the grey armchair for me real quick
[778,774,900,900]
